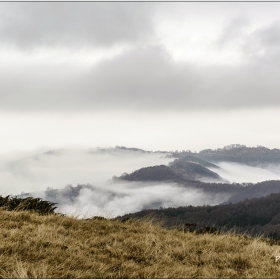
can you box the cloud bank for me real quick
[0,147,172,196]
[0,2,155,49]
[0,2,280,112]
[5,146,280,218]
[21,182,232,218]
[209,162,280,184]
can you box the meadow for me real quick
[1,204,280,278]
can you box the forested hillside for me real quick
[120,192,280,240]
[227,180,280,203]
[116,153,224,182]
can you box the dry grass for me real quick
[1,209,280,278]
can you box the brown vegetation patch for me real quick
[1,210,280,278]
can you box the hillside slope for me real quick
[169,160,221,181]
[117,162,223,183]
[117,165,184,182]
[120,192,280,240]
[227,180,280,203]
[1,209,280,278]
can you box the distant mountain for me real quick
[115,163,242,197]
[116,159,280,203]
[169,160,221,180]
[117,165,184,182]
[94,146,171,155]
[115,146,150,153]
[116,155,223,182]
[198,145,280,166]
[113,145,280,205]
[119,191,280,240]
[170,144,280,167]
[175,155,220,168]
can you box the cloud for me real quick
[0,2,155,50]
[76,45,201,111]
[5,146,280,218]
[216,18,280,65]
[209,162,280,184]
[1,146,233,218]
[20,181,232,218]
[0,44,201,112]
[64,45,280,111]
[241,21,280,67]
[1,43,280,112]
[0,147,172,196]
[216,17,250,48]
[1,3,280,112]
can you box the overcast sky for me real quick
[1,2,280,153]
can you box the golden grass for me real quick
[1,209,280,278]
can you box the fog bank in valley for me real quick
[209,162,280,183]
[1,146,233,217]
[0,147,172,196]
[3,146,280,218]
[23,182,232,218]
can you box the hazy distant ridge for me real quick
[169,144,280,166]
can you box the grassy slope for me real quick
[1,210,280,278]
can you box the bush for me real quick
[0,195,57,215]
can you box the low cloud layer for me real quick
[22,182,232,218]
[0,147,172,196]
[2,147,232,217]
[22,159,280,218]
[4,146,280,218]
[209,162,280,184]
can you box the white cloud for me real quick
[209,162,280,184]
[0,147,172,196]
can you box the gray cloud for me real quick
[257,21,280,47]
[1,44,280,111]
[0,2,155,50]
[0,45,201,111]
[1,3,280,112]
[83,45,280,110]
[76,45,201,111]
[216,19,280,65]
[241,21,280,67]
[216,17,249,48]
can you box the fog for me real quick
[209,162,280,183]
[22,182,231,218]
[1,146,233,217]
[3,146,280,218]
[0,147,172,196]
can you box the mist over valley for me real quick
[3,144,280,218]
